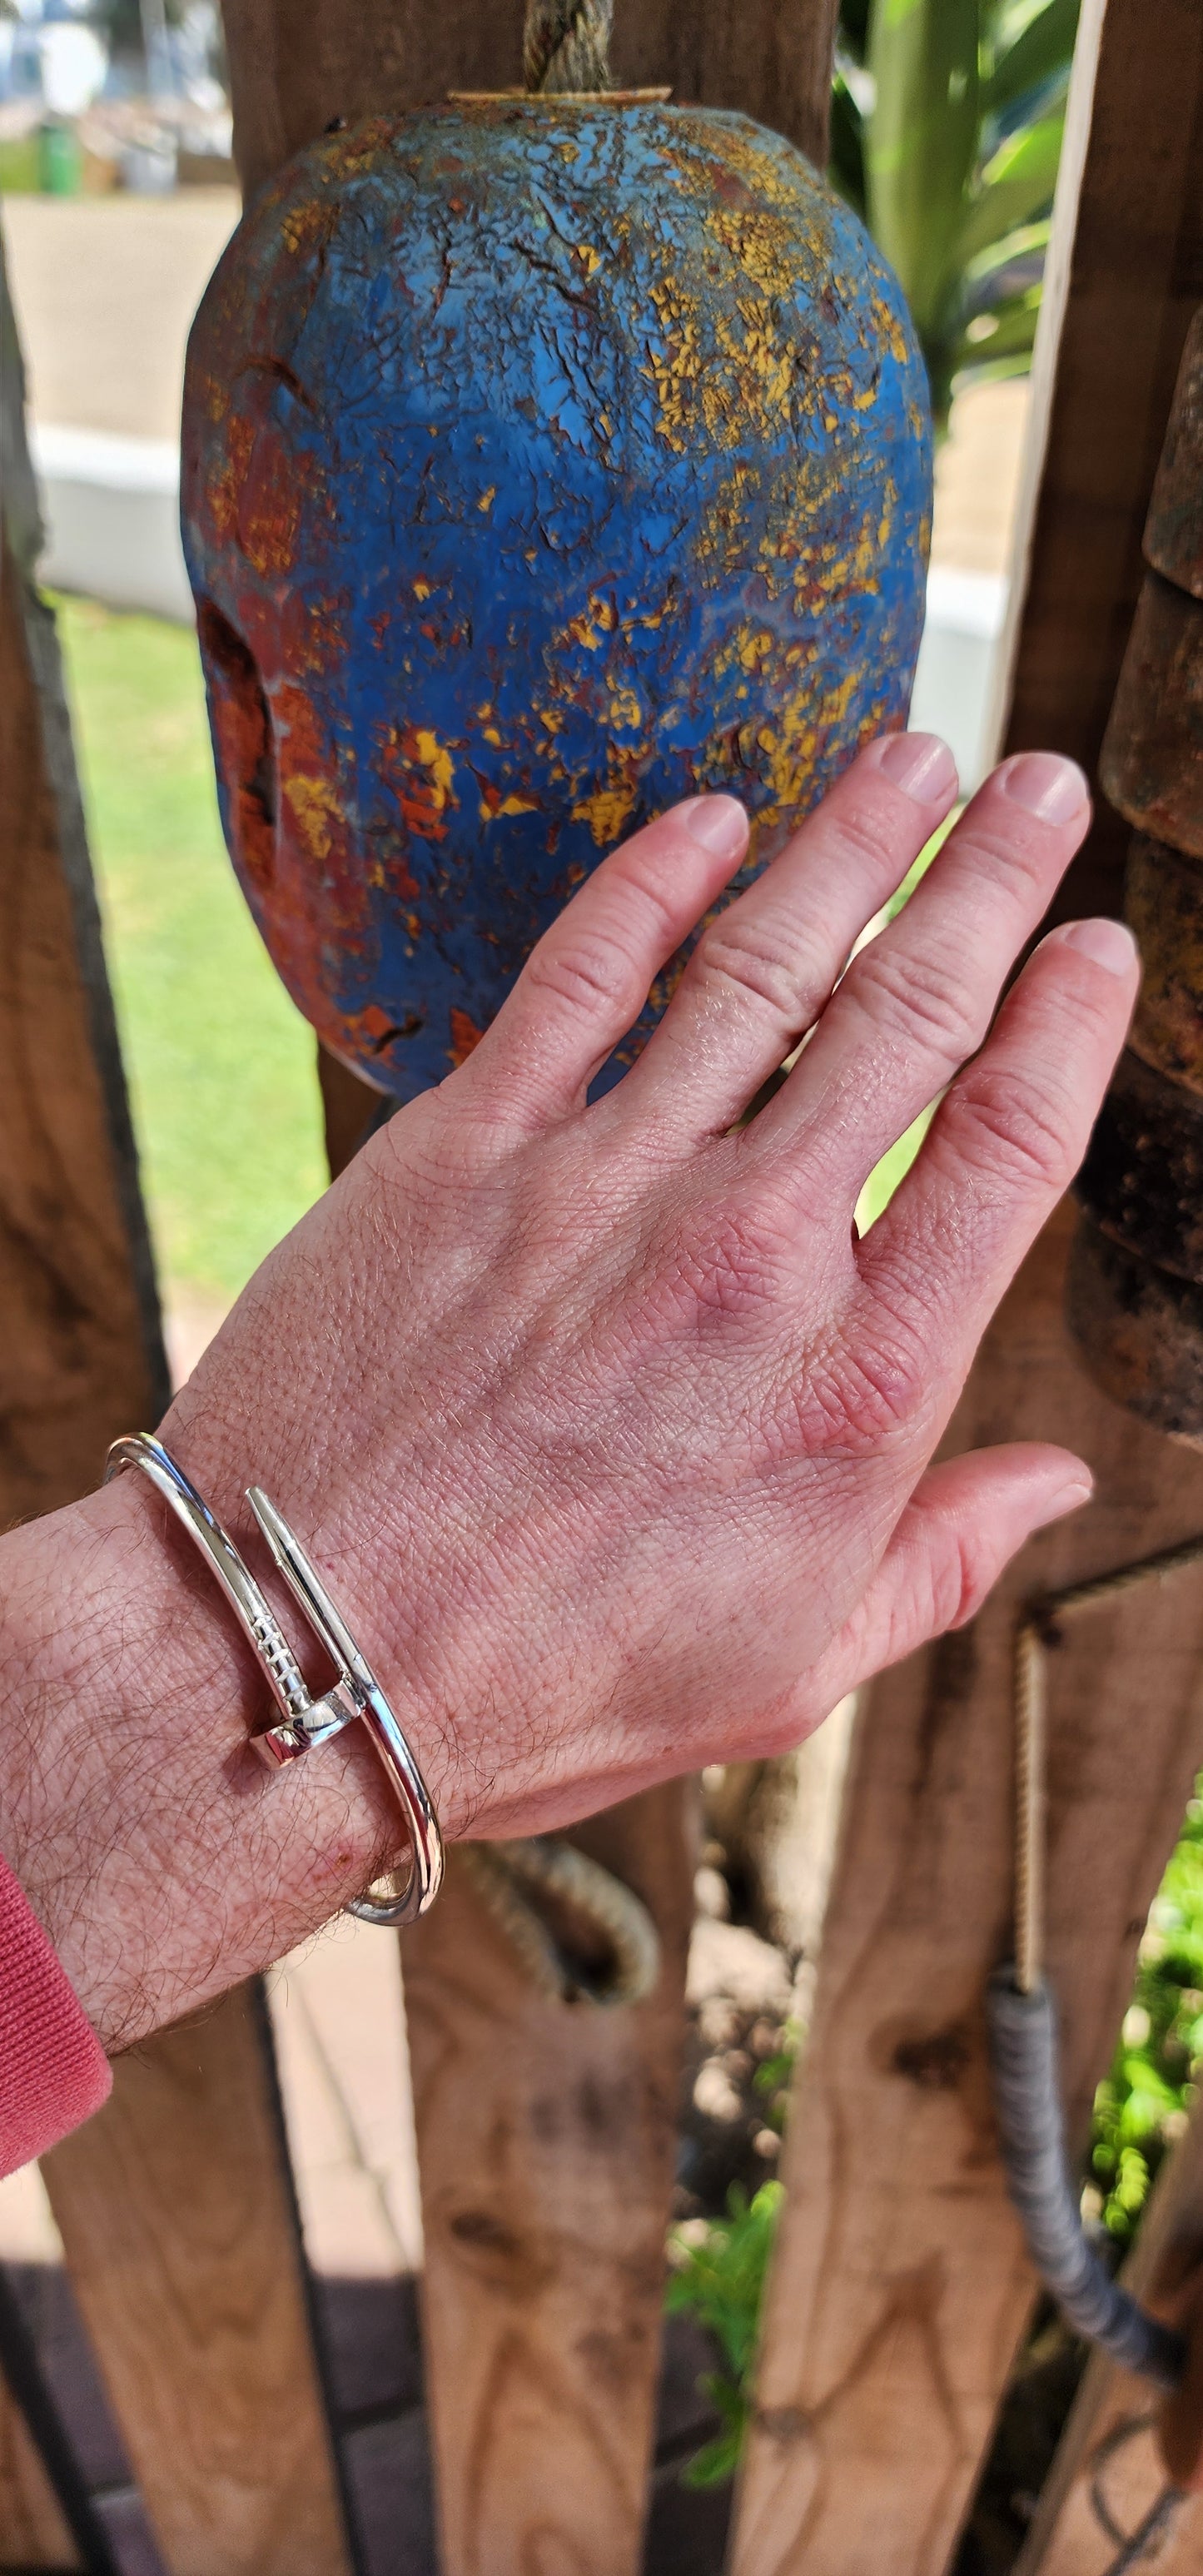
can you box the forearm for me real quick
[0,1419,448,2051]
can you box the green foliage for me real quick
[665,2184,785,2487]
[1090,1792,1203,2246]
[57,596,326,1305]
[833,0,1080,425]
[669,1787,1203,2485]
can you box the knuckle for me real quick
[524,931,643,1027]
[792,1322,928,1456]
[943,1063,1072,1191]
[849,936,984,1065]
[823,797,898,881]
[927,1521,997,1634]
[694,909,826,1029]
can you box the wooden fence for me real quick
[5,1,1203,2569]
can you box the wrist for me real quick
[0,1428,460,2050]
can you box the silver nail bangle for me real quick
[104,1434,444,1928]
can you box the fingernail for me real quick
[1052,918,1140,977]
[1031,1470,1093,1530]
[875,731,959,803]
[998,753,1089,824]
[681,794,748,856]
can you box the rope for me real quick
[523,0,614,93]
[461,1835,660,2007]
[987,1972,1186,2390]
[1012,1532,1203,1992]
[986,1529,1203,2406]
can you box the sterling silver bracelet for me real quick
[104,1434,444,1928]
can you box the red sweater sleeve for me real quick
[0,1850,111,2173]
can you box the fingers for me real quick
[617,731,959,1136]
[858,913,1139,1370]
[752,751,1092,1193]
[459,793,748,1126]
[793,1444,1092,1725]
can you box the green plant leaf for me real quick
[957,110,1064,265]
[962,215,1051,292]
[865,0,981,341]
[985,0,1078,117]
[830,72,867,216]
[952,286,1041,375]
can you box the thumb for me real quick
[803,1443,1091,1716]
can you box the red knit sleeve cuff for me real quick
[0,1849,111,2174]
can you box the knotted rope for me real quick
[985,1529,1203,2564]
[462,1835,660,2007]
[523,0,614,93]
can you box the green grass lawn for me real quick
[56,595,327,1310]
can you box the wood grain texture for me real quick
[402,1786,694,2576]
[42,1988,351,2576]
[0,2396,77,2572]
[1,221,150,2576]
[1015,2104,1203,2576]
[2,225,346,2576]
[221,0,839,202]
[992,0,1203,931]
[319,1088,693,2574]
[732,1201,1203,2576]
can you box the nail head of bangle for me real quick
[105,1434,444,1927]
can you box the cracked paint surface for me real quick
[182,100,932,1098]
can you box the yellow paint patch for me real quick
[414,729,455,807]
[480,792,539,821]
[284,773,341,862]
[576,242,602,276]
[478,486,496,513]
[573,783,637,846]
[480,724,502,748]
[564,595,618,652]
[608,688,643,731]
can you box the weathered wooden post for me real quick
[0,232,354,2576]
[733,1,1203,2568]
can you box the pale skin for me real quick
[0,731,1139,2053]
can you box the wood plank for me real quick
[42,1988,350,2576]
[221,0,840,204]
[731,1200,1203,2576]
[0,215,152,2576]
[319,1067,697,2574]
[1015,2104,1203,2576]
[403,1789,693,2576]
[0,226,167,1525]
[733,3,1203,2561]
[992,0,1203,930]
[2,225,350,2576]
[0,2399,77,2574]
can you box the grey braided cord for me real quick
[523,0,614,92]
[987,1970,1186,2391]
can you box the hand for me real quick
[0,733,1136,2048]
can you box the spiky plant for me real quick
[833,0,1080,428]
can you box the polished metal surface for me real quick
[105,1434,444,1927]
